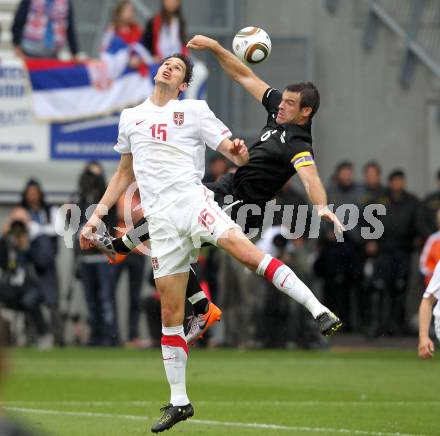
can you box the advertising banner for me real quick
[0,57,49,161]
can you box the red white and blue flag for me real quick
[25,33,207,122]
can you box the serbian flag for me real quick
[25,35,154,121]
[24,33,208,122]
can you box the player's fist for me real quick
[187,35,218,51]
[79,223,97,250]
[418,337,435,360]
[231,138,245,154]
[231,138,249,166]
[317,206,345,235]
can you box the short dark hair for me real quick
[363,161,382,174]
[336,160,353,173]
[388,169,405,181]
[285,82,320,119]
[160,53,194,85]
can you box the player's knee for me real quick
[220,236,259,270]
[161,303,182,325]
[239,251,259,270]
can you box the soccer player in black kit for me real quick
[92,35,344,342]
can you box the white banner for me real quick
[0,57,49,161]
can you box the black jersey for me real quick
[232,88,315,203]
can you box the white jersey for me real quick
[114,98,231,216]
[423,260,440,318]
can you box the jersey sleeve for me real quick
[262,87,282,114]
[287,138,315,171]
[423,261,440,300]
[114,110,131,154]
[198,101,232,150]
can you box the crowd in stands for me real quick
[1,159,439,349]
[11,0,187,63]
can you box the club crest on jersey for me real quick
[152,257,160,270]
[173,112,184,126]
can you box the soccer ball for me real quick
[232,27,272,64]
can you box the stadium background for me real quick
[0,1,438,349]
[2,0,440,194]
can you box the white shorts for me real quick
[148,185,240,278]
[435,316,440,343]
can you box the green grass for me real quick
[2,348,439,435]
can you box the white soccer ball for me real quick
[232,26,272,65]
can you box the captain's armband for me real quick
[291,151,315,170]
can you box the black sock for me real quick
[113,217,150,254]
[113,237,132,254]
[186,268,209,315]
[193,299,209,316]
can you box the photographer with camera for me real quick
[0,209,51,349]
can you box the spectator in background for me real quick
[142,0,188,62]
[11,0,79,59]
[203,156,230,184]
[0,210,51,349]
[314,161,363,332]
[359,161,385,204]
[100,0,153,71]
[112,187,147,347]
[358,161,385,334]
[419,170,440,240]
[368,169,420,337]
[107,0,142,45]
[76,162,118,347]
[20,179,62,344]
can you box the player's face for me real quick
[364,166,381,188]
[276,91,311,125]
[155,57,188,94]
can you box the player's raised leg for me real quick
[217,228,342,336]
[151,272,194,433]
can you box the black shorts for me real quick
[204,173,267,236]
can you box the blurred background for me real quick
[0,0,439,350]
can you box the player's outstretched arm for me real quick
[187,35,269,103]
[80,153,135,249]
[217,138,249,167]
[418,296,435,359]
[297,165,345,234]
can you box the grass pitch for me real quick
[2,347,439,435]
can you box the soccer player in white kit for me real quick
[418,260,440,359]
[80,53,341,432]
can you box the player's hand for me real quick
[230,138,249,166]
[317,206,345,234]
[418,337,435,359]
[79,223,98,250]
[187,35,218,51]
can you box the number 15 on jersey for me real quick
[150,124,167,141]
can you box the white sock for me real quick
[161,325,190,406]
[188,291,206,305]
[256,254,328,318]
[122,234,137,250]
